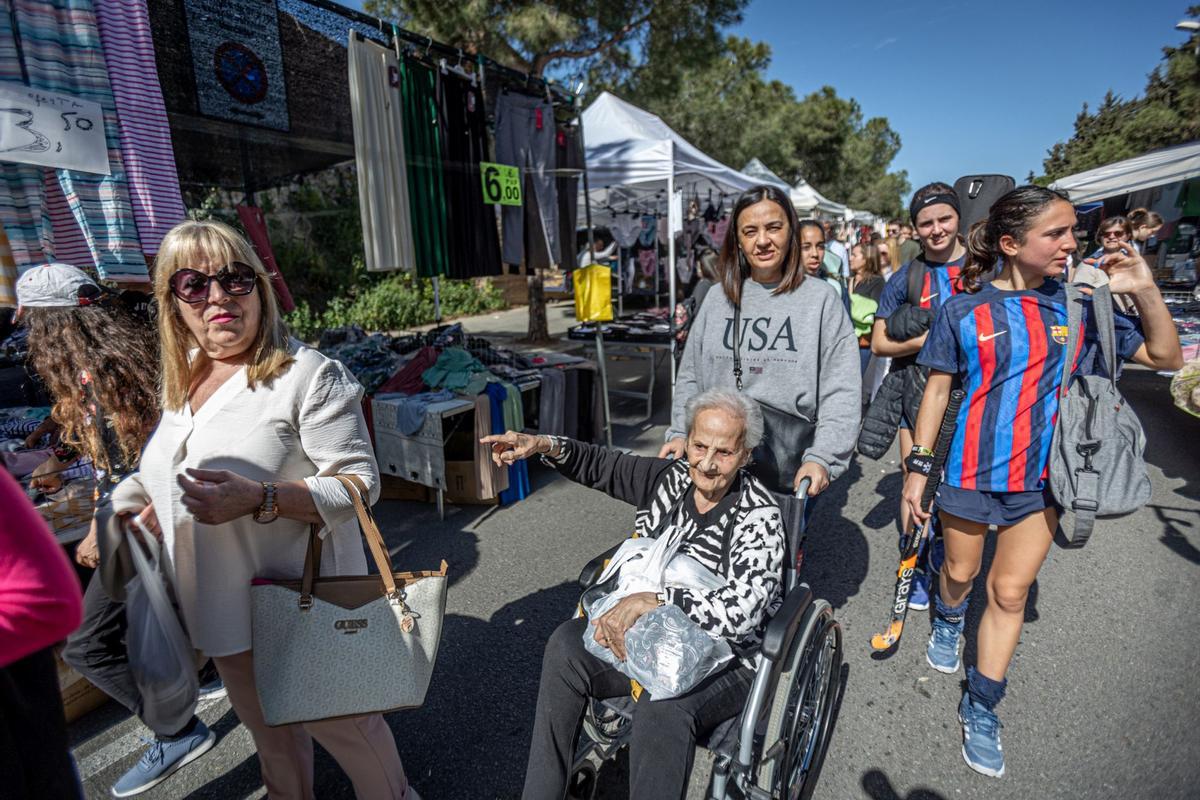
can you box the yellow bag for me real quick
[573,264,613,323]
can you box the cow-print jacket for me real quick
[545,437,786,661]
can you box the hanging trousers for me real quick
[494,91,558,267]
[400,57,449,278]
[438,75,501,278]
[522,618,754,800]
[213,650,409,800]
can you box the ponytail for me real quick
[960,220,996,293]
[959,185,1072,293]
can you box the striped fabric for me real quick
[0,0,148,281]
[0,227,16,308]
[93,0,186,256]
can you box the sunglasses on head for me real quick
[169,262,258,304]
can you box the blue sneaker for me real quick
[926,615,963,673]
[110,722,216,798]
[197,676,227,702]
[909,571,930,611]
[958,692,1005,777]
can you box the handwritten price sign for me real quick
[481,162,522,206]
[0,83,110,175]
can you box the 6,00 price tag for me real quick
[481,162,522,206]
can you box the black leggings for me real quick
[522,617,753,800]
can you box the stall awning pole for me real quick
[577,94,613,447]
[667,144,677,394]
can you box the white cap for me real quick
[15,263,101,308]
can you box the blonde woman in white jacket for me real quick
[112,220,417,800]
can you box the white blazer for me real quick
[112,342,376,657]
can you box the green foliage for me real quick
[285,275,507,341]
[621,37,909,217]
[1040,10,1200,181]
[364,0,744,79]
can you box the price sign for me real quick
[481,162,522,206]
[0,83,110,175]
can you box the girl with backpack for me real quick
[903,186,1182,778]
[867,182,969,609]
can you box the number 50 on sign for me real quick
[481,162,522,206]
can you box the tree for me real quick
[365,0,747,341]
[1040,7,1200,181]
[620,38,909,218]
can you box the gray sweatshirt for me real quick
[669,276,862,481]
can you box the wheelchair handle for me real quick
[795,476,812,499]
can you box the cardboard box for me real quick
[378,474,433,502]
[56,646,109,723]
[444,460,499,506]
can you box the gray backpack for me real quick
[1049,284,1150,547]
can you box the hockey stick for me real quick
[870,388,965,652]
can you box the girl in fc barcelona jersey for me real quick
[903,186,1182,779]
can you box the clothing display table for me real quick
[568,312,672,421]
[373,378,539,518]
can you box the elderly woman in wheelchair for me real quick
[483,387,811,799]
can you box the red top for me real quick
[0,469,83,667]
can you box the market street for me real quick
[66,350,1200,800]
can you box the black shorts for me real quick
[935,484,1059,527]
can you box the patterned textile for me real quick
[546,442,784,663]
[0,0,147,280]
[0,227,16,308]
[93,0,186,256]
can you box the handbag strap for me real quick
[1089,283,1119,389]
[1060,282,1084,392]
[300,475,399,606]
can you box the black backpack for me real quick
[953,174,1016,232]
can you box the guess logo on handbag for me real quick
[334,619,368,634]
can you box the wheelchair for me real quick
[566,479,844,800]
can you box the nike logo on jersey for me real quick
[979,330,1007,342]
[920,293,939,303]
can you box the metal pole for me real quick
[575,93,613,447]
[667,150,677,391]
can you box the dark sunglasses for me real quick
[1100,231,1127,240]
[169,262,258,304]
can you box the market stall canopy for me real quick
[582,92,761,219]
[1050,141,1200,205]
[791,178,847,218]
[741,158,792,191]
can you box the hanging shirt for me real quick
[917,280,1144,493]
[611,215,643,249]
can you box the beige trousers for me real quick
[213,650,408,800]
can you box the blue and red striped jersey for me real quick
[875,254,967,321]
[917,281,1144,493]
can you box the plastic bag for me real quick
[125,520,198,735]
[583,551,734,700]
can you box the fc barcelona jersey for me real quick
[876,254,967,321]
[917,280,1144,493]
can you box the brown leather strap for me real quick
[335,474,399,596]
[300,475,399,605]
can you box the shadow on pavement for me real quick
[861,767,949,800]
[801,458,872,611]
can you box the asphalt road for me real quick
[69,366,1200,800]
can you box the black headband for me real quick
[910,192,960,224]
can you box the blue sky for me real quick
[338,0,1191,198]
[731,0,1190,197]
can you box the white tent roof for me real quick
[791,178,847,218]
[582,92,761,217]
[1050,140,1200,204]
[741,157,792,191]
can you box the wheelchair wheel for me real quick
[756,599,843,800]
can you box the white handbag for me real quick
[251,474,447,726]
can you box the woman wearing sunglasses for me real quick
[110,220,418,800]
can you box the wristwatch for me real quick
[254,482,279,523]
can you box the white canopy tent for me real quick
[1050,140,1200,204]
[581,92,765,387]
[791,178,847,219]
